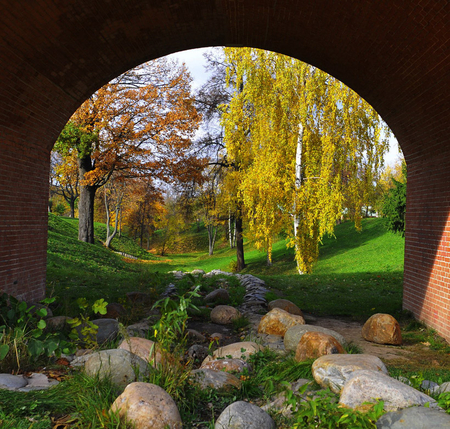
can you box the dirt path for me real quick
[310,315,413,362]
[308,314,450,370]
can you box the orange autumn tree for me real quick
[55,58,203,243]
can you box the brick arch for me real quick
[0,1,449,338]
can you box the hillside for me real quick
[47,214,405,320]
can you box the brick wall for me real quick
[0,0,449,340]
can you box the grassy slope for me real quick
[47,214,404,320]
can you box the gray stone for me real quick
[91,318,119,344]
[19,373,59,392]
[84,349,149,387]
[191,369,241,391]
[205,270,234,277]
[126,321,151,338]
[188,344,209,362]
[0,374,27,389]
[431,381,450,395]
[312,354,388,393]
[376,406,450,428]
[215,401,276,429]
[420,379,439,392]
[204,288,230,304]
[340,370,438,411]
[190,269,205,276]
[284,324,347,352]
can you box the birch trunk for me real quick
[294,123,304,274]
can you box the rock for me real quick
[191,369,241,391]
[118,337,163,366]
[190,269,205,276]
[431,381,450,395]
[215,401,276,429]
[126,291,154,305]
[0,374,28,390]
[19,372,59,392]
[188,344,210,362]
[45,315,71,330]
[203,341,264,365]
[362,313,402,345]
[268,299,303,316]
[258,308,305,336]
[284,324,347,352]
[312,354,388,393]
[205,270,234,277]
[84,349,149,387]
[420,379,439,392]
[168,270,185,280]
[161,283,177,297]
[210,305,241,325]
[91,318,119,344]
[340,370,438,411]
[126,321,151,338]
[187,329,206,342]
[210,332,224,342]
[103,302,126,319]
[376,406,450,428]
[111,382,182,429]
[295,331,345,361]
[204,288,231,304]
[201,358,250,374]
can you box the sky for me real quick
[167,47,403,167]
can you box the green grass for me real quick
[47,215,405,321]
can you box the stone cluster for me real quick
[1,269,449,428]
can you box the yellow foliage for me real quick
[220,48,390,273]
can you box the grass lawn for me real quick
[47,215,405,321]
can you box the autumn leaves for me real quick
[53,49,389,274]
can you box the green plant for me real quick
[232,315,250,332]
[0,293,74,372]
[67,297,108,348]
[284,387,384,428]
[437,391,450,412]
[145,286,201,401]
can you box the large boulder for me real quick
[215,401,276,429]
[84,349,149,387]
[191,369,241,391]
[362,313,402,345]
[284,324,347,351]
[295,331,345,361]
[258,308,305,336]
[268,299,303,316]
[376,406,450,428]
[111,382,182,429]
[340,370,438,411]
[210,305,241,325]
[312,354,388,393]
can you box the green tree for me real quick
[382,163,407,236]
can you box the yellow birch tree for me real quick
[220,48,390,273]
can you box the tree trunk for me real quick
[294,123,304,274]
[105,191,120,248]
[69,198,76,218]
[207,224,218,256]
[78,155,97,243]
[235,214,245,271]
